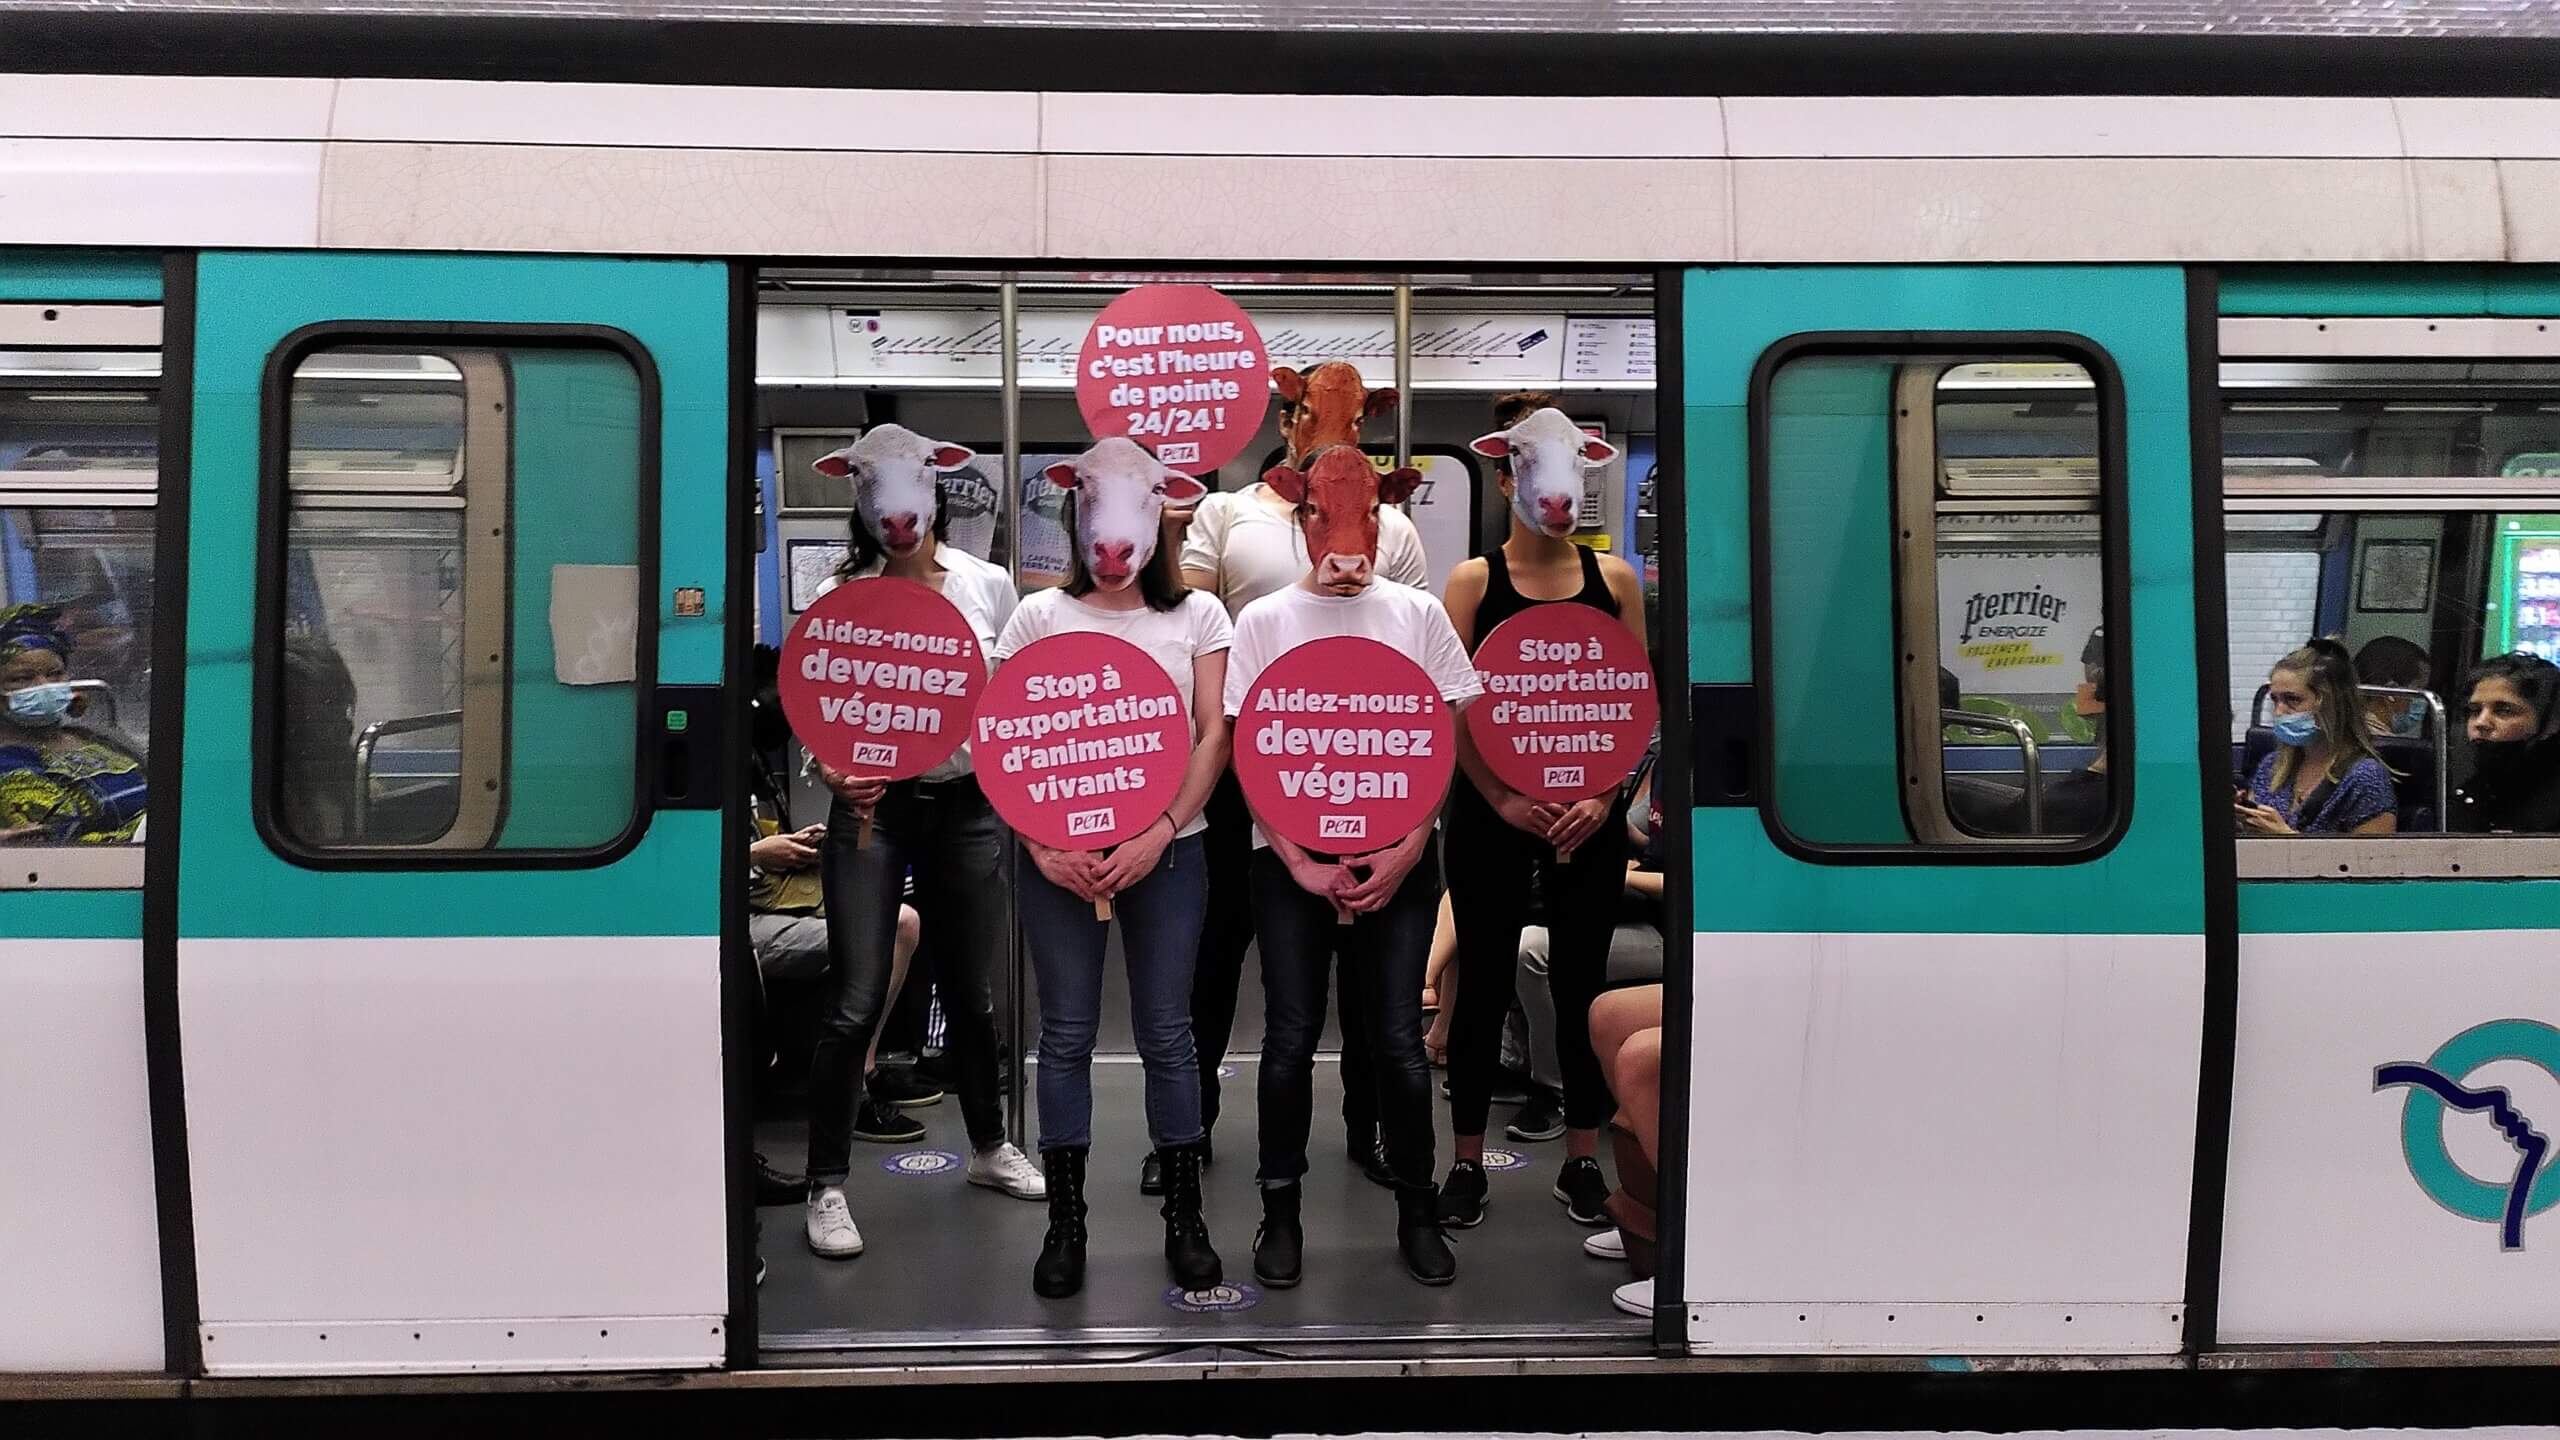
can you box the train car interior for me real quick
[743,268,1662,1357]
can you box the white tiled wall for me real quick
[2225,550,2323,740]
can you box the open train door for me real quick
[165,253,740,1374]
[1673,266,2212,1355]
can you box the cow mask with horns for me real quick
[1042,436,1207,588]
[1274,361,1398,468]
[811,423,978,560]
[1263,444,1423,596]
[1470,406,1617,539]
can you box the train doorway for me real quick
[742,267,1671,1361]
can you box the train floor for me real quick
[753,1059,1648,1354]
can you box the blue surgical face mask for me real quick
[2271,710,2321,747]
[5,681,74,728]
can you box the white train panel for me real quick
[1683,931,2204,1354]
[0,938,164,1372]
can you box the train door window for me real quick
[2221,355,2560,874]
[0,354,159,874]
[264,341,650,858]
[1759,347,2121,851]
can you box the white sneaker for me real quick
[967,1142,1048,1200]
[1584,1228,1627,1261]
[804,1185,864,1258]
[1612,1277,1653,1318]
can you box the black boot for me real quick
[1397,1184,1456,1286]
[1032,1147,1089,1299]
[1252,1182,1303,1289]
[1159,1143,1223,1292]
[1140,1150,1165,1196]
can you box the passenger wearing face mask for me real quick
[2236,639,2398,837]
[2451,653,2560,834]
[0,603,145,846]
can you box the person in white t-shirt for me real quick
[798,426,1044,1266]
[1171,365,1427,1200]
[990,438,1233,1301]
[1223,444,1482,1290]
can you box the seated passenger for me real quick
[2001,626,2110,836]
[2236,639,2397,837]
[2356,634,2432,738]
[2452,652,2560,833]
[0,603,145,845]
[1583,983,1664,1322]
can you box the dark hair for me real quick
[837,481,953,577]
[1491,389,1561,430]
[2081,625,2108,705]
[2466,652,2560,742]
[2355,634,2431,691]
[1938,667,1960,712]
[1058,490,1185,612]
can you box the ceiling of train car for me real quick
[8,0,2560,34]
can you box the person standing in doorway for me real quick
[1228,445,1480,1288]
[1435,393,1647,1232]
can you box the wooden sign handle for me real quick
[1094,896,1114,922]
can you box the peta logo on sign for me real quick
[2374,1018,2560,1251]
[1159,441,1202,466]
[1067,807,1116,838]
[852,741,900,768]
[1320,814,1368,842]
[1543,765,1586,790]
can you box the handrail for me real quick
[354,709,462,835]
[1942,708,2044,836]
[2247,682,2449,831]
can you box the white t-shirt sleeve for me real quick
[1382,508,1429,590]
[1413,597,1484,705]
[1188,590,1235,657]
[989,589,1052,662]
[985,566,1021,639]
[1179,494,1231,576]
[1223,607,1268,718]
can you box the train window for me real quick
[1759,348,2121,854]
[266,341,649,859]
[1,366,159,868]
[2222,358,2560,874]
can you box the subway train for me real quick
[11,0,2560,1409]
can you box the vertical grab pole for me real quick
[1000,277,1028,1151]
[1393,281,1414,468]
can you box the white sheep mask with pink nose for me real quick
[1042,437,1207,588]
[812,423,978,559]
[1470,406,1617,539]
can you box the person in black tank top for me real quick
[1435,391,1653,1237]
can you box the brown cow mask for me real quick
[1273,362,1398,468]
[1263,443,1422,595]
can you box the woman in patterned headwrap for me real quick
[0,603,147,845]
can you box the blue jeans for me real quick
[1251,839,1441,1188]
[1018,834,1209,1153]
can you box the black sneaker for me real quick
[867,1066,945,1109]
[1554,1156,1609,1226]
[1506,1094,1567,1143]
[753,1151,807,1206]
[1438,1075,1532,1106]
[852,1098,926,1144]
[1436,1160,1489,1228]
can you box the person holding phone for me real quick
[2237,639,2398,837]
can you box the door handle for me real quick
[653,685,725,810]
[1690,683,1758,807]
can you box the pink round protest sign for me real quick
[975,631,1191,851]
[1076,285,1270,475]
[778,576,982,780]
[1234,636,1456,855]
[1466,606,1658,803]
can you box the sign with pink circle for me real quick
[1076,284,1270,474]
[974,630,1191,851]
[1466,606,1657,803]
[1234,636,1456,854]
[778,575,982,780]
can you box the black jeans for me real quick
[1251,839,1439,1189]
[1444,784,1629,1136]
[807,777,1012,1184]
[1193,771,1376,1145]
